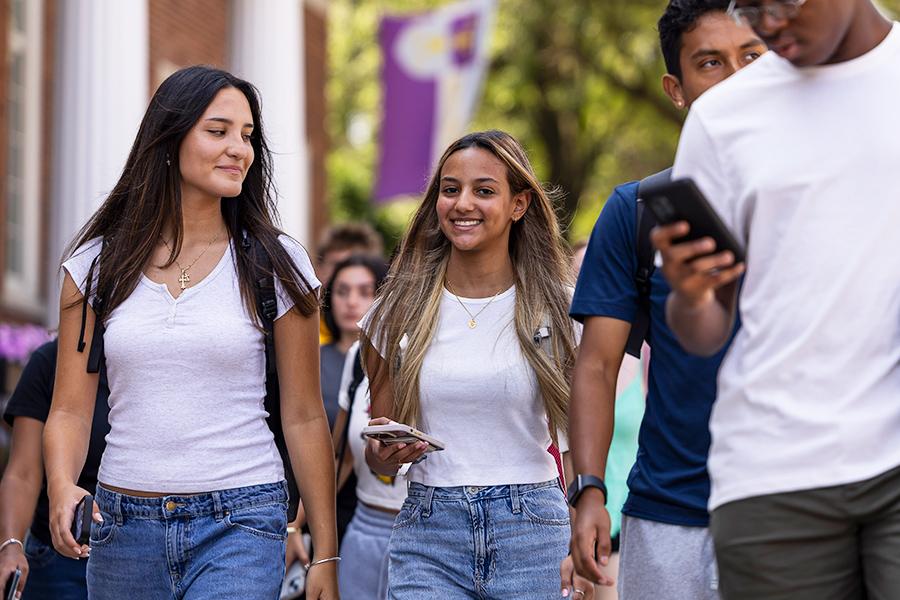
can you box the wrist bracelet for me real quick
[286,527,298,534]
[305,556,340,571]
[0,538,24,553]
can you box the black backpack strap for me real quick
[243,230,300,521]
[247,233,278,374]
[336,346,365,483]
[79,240,109,374]
[625,167,672,358]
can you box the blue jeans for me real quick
[87,481,288,600]
[388,481,570,599]
[22,535,87,600]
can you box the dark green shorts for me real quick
[711,463,900,600]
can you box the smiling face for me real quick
[178,87,255,202]
[664,11,767,109]
[435,147,529,255]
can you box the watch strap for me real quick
[567,473,607,507]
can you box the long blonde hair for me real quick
[362,130,576,442]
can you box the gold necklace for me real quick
[445,280,503,329]
[161,233,221,290]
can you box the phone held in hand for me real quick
[70,494,94,546]
[362,423,446,453]
[640,176,746,264]
[4,568,21,600]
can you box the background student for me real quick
[0,339,108,600]
[568,3,766,598]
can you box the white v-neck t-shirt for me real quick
[673,24,900,510]
[63,235,320,493]
[363,286,570,488]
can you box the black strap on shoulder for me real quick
[243,230,299,522]
[336,346,365,483]
[625,167,672,358]
[79,240,109,373]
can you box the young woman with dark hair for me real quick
[42,65,338,599]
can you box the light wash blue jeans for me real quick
[388,481,570,599]
[87,481,288,600]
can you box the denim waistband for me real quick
[95,480,288,523]
[407,480,561,501]
[405,480,563,518]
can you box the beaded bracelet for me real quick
[305,556,341,571]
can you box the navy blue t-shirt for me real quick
[570,181,737,527]
[2,339,110,545]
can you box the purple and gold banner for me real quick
[374,0,497,202]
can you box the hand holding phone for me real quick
[640,177,745,264]
[647,177,746,328]
[362,423,445,453]
[363,418,437,477]
[4,568,21,600]
[70,494,94,546]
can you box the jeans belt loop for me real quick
[422,486,435,518]
[212,490,224,519]
[510,483,521,514]
[113,492,123,526]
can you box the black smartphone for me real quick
[4,568,21,600]
[70,494,94,546]
[640,177,746,264]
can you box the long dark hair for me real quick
[64,65,317,321]
[323,254,389,340]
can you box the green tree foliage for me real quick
[328,0,900,247]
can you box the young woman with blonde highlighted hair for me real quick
[360,130,593,598]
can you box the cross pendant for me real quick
[178,269,190,290]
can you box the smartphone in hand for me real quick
[641,177,746,263]
[70,494,94,546]
[362,423,445,452]
[4,568,21,600]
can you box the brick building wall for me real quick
[149,0,230,92]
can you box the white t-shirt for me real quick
[337,341,408,511]
[363,286,569,488]
[62,235,320,493]
[673,23,900,510]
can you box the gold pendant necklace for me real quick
[445,280,503,329]
[161,232,221,290]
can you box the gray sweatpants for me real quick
[617,515,719,600]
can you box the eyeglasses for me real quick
[726,0,808,28]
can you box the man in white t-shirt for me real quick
[651,1,900,598]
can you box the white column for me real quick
[231,0,310,246]
[47,0,149,325]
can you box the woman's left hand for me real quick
[305,560,339,599]
[560,554,595,599]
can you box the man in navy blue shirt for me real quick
[565,2,765,598]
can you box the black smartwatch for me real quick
[567,474,608,508]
